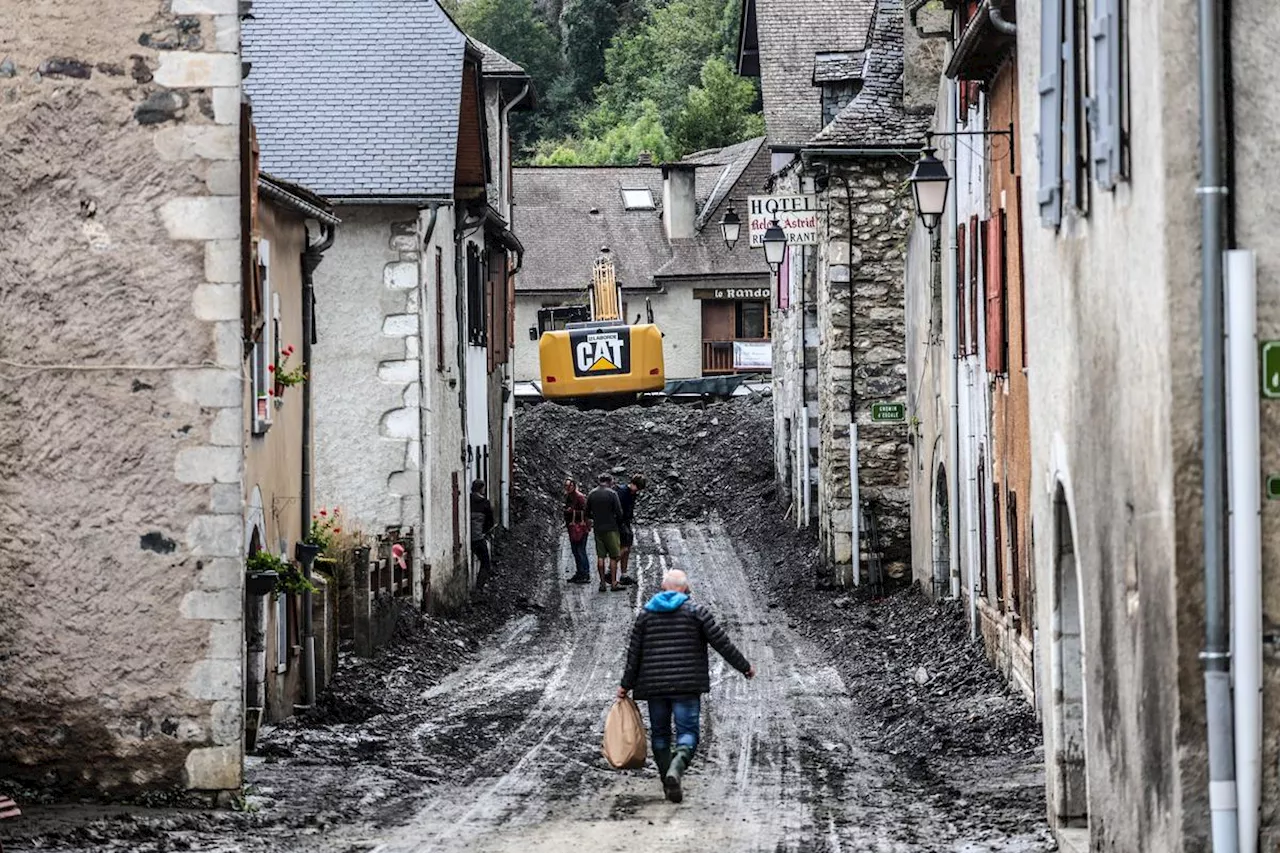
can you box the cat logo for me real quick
[570,328,631,377]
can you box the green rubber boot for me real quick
[663,745,694,803]
[652,745,672,794]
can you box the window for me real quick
[435,247,445,372]
[1040,0,1094,225]
[984,211,1007,374]
[737,301,767,339]
[1090,0,1127,187]
[466,243,486,347]
[275,587,288,673]
[968,214,979,356]
[1037,0,1064,226]
[621,188,654,210]
[251,239,273,435]
[956,222,967,353]
[1064,0,1090,213]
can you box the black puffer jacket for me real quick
[621,600,751,699]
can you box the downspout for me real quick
[499,83,531,213]
[987,2,1016,35]
[946,77,961,602]
[299,220,335,710]
[419,201,447,610]
[1197,0,1237,846]
[843,175,859,587]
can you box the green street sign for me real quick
[871,402,906,423]
[1267,475,1280,501]
[1263,341,1280,399]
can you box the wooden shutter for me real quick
[1016,176,1029,369]
[1091,0,1123,188]
[1038,0,1063,226]
[956,222,967,354]
[968,214,979,356]
[985,211,1007,374]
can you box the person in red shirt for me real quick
[563,479,591,584]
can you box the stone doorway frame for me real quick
[932,463,950,599]
[1050,482,1090,830]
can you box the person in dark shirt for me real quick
[470,479,495,590]
[586,473,625,592]
[563,479,591,584]
[613,474,647,586]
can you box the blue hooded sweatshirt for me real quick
[644,590,689,613]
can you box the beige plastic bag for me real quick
[602,697,648,769]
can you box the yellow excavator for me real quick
[536,249,665,401]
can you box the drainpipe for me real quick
[499,83,530,213]
[1226,250,1259,853]
[298,220,335,711]
[946,78,961,602]
[419,201,448,610]
[987,2,1016,35]
[1197,0,1237,846]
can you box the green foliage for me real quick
[275,564,318,597]
[454,0,564,96]
[246,550,287,575]
[672,56,765,153]
[531,100,676,165]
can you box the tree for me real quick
[454,0,564,98]
[532,99,676,165]
[672,56,765,153]
[563,0,637,103]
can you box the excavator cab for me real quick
[536,249,665,401]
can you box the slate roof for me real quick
[243,0,466,199]
[512,138,770,292]
[470,38,526,76]
[813,51,865,84]
[747,0,877,146]
[810,0,931,148]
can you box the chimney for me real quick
[636,151,653,166]
[661,163,696,240]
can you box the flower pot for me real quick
[314,556,339,578]
[246,570,279,597]
[295,541,323,564]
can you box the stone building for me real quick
[512,138,771,385]
[243,1,529,611]
[1013,0,1280,849]
[739,0,923,580]
[0,0,247,794]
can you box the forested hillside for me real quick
[446,0,764,164]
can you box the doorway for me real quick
[932,464,950,599]
[1051,484,1089,827]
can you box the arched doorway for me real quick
[1051,484,1089,827]
[932,464,950,599]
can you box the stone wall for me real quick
[811,158,913,579]
[0,0,244,794]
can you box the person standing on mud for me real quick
[586,473,625,592]
[613,474,647,586]
[470,479,495,590]
[563,479,591,584]
[617,569,755,803]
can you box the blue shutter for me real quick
[1091,0,1123,188]
[1038,0,1063,227]
[1062,0,1081,211]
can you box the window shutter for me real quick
[956,222,967,354]
[969,214,980,356]
[1091,0,1122,188]
[985,212,1007,373]
[1037,0,1063,226]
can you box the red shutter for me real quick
[985,211,1007,373]
[956,223,967,354]
[1016,176,1028,369]
[968,214,979,355]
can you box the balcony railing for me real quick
[702,339,771,375]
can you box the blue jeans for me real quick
[570,537,591,578]
[647,696,701,751]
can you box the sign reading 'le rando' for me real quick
[747,195,819,247]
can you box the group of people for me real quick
[562,472,647,592]
[560,472,756,804]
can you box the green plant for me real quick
[275,563,318,596]
[271,344,307,388]
[306,506,344,554]
[246,550,287,574]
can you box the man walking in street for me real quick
[617,569,755,803]
[470,479,495,590]
[586,473,625,592]
[614,473,647,586]
[563,479,592,584]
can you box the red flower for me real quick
[319,509,327,517]
[333,528,342,534]
[268,364,276,373]
[285,345,295,355]
[267,388,274,396]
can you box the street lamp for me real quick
[762,219,787,272]
[908,147,950,231]
[719,205,741,250]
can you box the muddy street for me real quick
[5,401,1052,852]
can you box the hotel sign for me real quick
[747,194,819,247]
